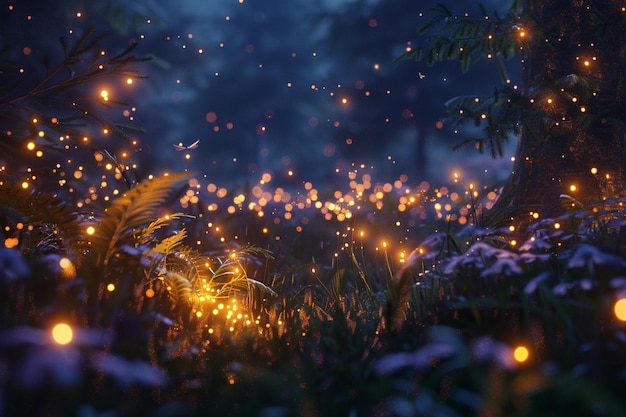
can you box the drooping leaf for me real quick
[152,229,187,255]
[58,36,68,53]
[495,55,509,82]
[138,213,193,246]
[478,2,488,17]
[90,171,193,266]
[157,269,192,305]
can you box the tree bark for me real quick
[493,0,626,230]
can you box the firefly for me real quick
[513,345,529,363]
[52,323,73,345]
[173,139,200,151]
[614,298,626,321]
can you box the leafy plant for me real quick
[0,28,148,160]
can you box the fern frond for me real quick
[151,229,187,254]
[166,247,211,288]
[206,247,274,298]
[90,171,193,266]
[137,212,194,245]
[246,278,278,297]
[0,182,86,255]
[410,2,522,81]
[157,268,193,305]
[231,246,275,263]
[146,244,213,299]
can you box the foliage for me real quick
[402,1,523,77]
[4,177,626,416]
[2,3,626,417]
[399,1,527,158]
[401,1,626,162]
[0,28,148,174]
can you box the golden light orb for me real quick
[52,323,73,345]
[59,257,72,269]
[614,298,626,321]
[4,237,19,248]
[513,345,529,363]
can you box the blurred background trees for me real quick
[1,0,513,196]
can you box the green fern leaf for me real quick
[91,171,193,266]
[151,229,187,254]
[0,182,86,255]
[137,213,192,245]
[246,278,278,297]
[158,269,193,305]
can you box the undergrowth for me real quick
[1,176,626,417]
[2,16,626,417]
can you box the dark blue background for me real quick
[3,0,518,191]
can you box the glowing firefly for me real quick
[52,323,73,345]
[513,345,529,363]
[173,139,200,151]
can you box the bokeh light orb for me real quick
[52,323,73,345]
[614,298,626,321]
[513,345,529,363]
[59,257,72,269]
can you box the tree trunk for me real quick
[493,0,626,230]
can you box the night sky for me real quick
[2,0,521,230]
[167,0,516,185]
[64,0,517,189]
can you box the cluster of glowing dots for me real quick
[65,151,142,207]
[175,164,503,248]
[204,298,249,334]
[3,221,24,248]
[194,296,278,336]
[10,55,140,199]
